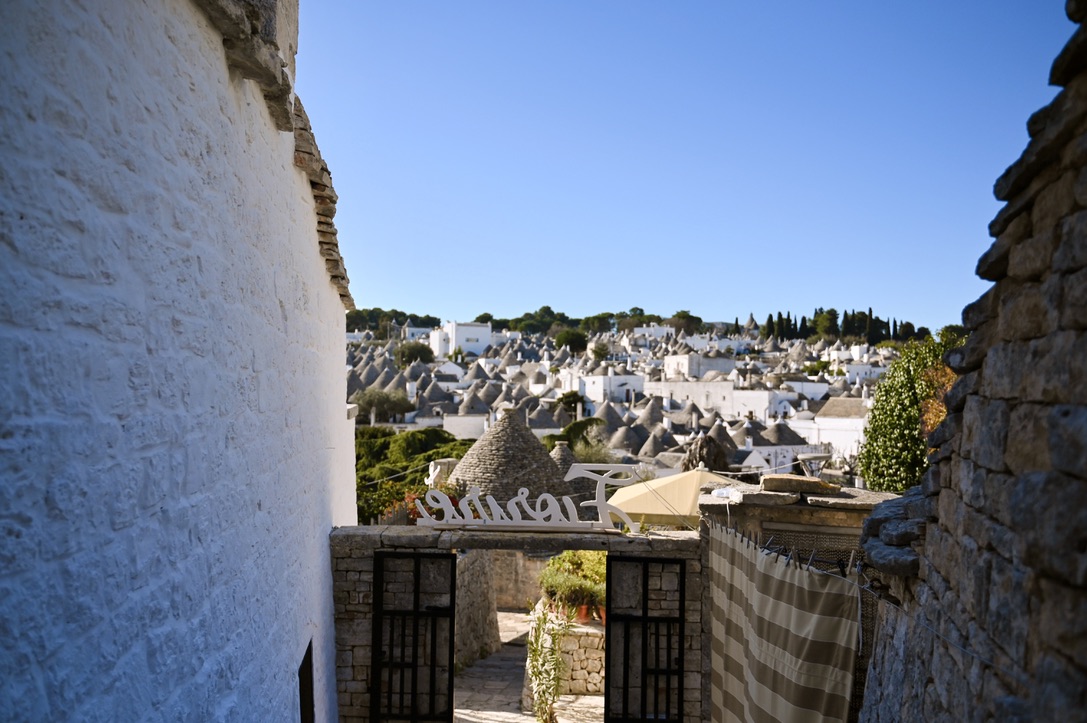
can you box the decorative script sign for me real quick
[414,463,643,533]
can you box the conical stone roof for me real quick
[593,400,626,434]
[608,426,640,452]
[458,391,490,416]
[637,433,665,458]
[446,412,571,503]
[635,396,664,427]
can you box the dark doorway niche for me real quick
[299,639,314,723]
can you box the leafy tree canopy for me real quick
[665,310,706,335]
[554,328,589,354]
[351,389,415,425]
[396,341,434,366]
[346,307,439,338]
[355,427,474,522]
[858,330,966,492]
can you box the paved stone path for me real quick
[453,611,604,723]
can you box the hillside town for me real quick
[347,318,889,480]
[6,1,1084,722]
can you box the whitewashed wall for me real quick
[0,0,354,719]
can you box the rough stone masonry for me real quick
[859,5,1087,721]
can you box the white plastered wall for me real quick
[0,0,353,719]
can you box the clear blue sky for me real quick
[296,2,1072,331]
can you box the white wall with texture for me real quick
[0,0,353,719]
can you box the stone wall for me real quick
[560,624,606,695]
[455,550,502,669]
[860,9,1087,721]
[0,0,355,719]
[492,549,550,610]
[330,527,704,722]
[521,615,605,708]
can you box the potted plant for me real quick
[539,551,607,625]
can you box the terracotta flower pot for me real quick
[575,604,593,625]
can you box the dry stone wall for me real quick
[454,550,503,669]
[492,549,550,610]
[330,527,705,722]
[860,9,1087,721]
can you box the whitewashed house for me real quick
[429,320,492,359]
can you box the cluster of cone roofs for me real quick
[346,328,894,464]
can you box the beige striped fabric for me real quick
[709,522,858,723]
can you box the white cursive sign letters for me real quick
[414,464,643,533]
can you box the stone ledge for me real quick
[863,538,920,578]
[1051,25,1087,87]
[994,83,1087,203]
[193,0,293,132]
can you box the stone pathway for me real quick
[453,611,604,723]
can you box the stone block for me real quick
[860,495,909,544]
[1034,651,1087,722]
[1049,405,1087,479]
[904,494,937,521]
[760,474,841,494]
[880,518,926,546]
[928,413,961,449]
[959,539,991,622]
[961,287,996,331]
[924,522,962,580]
[1038,576,1087,669]
[1024,330,1087,404]
[1031,170,1077,231]
[979,341,1025,400]
[921,466,942,496]
[1056,209,1087,272]
[998,279,1061,341]
[953,319,994,373]
[1061,266,1087,328]
[992,696,1031,723]
[1009,471,1087,587]
[978,213,1030,280]
[944,370,979,413]
[1009,228,1059,281]
[864,539,920,577]
[1069,0,1087,23]
[962,396,1009,472]
[1004,403,1053,475]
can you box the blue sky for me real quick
[296,2,1072,331]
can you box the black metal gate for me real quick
[605,556,686,723]
[370,551,456,722]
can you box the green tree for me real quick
[554,328,588,354]
[556,391,586,419]
[858,329,966,492]
[580,313,615,334]
[353,389,415,425]
[591,342,609,362]
[354,427,474,522]
[396,341,435,366]
[813,308,840,338]
[760,314,775,339]
[665,310,704,335]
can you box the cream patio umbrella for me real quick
[607,464,731,527]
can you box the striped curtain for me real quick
[709,523,858,723]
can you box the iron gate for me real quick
[605,556,686,723]
[370,551,456,722]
